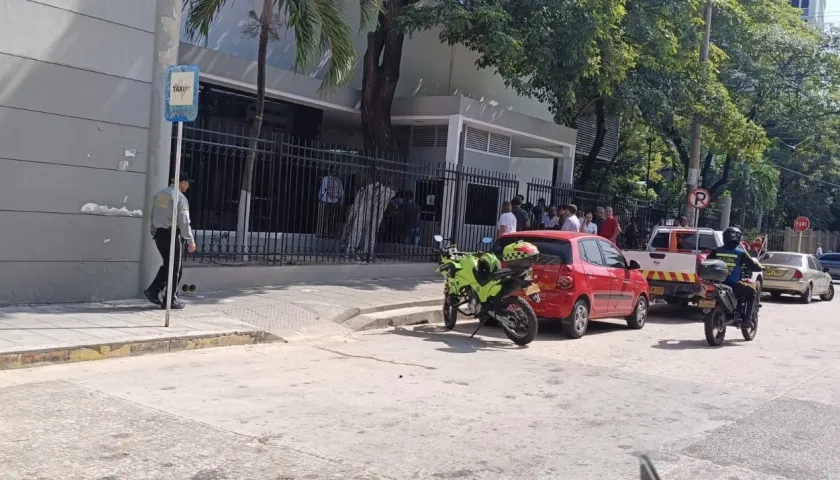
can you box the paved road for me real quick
[1,294,839,479]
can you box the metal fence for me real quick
[174,122,523,266]
[174,122,706,265]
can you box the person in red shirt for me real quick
[599,206,622,243]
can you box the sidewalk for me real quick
[0,277,442,369]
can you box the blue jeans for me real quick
[405,227,420,246]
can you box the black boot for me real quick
[143,288,161,306]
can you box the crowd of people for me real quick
[497,195,640,248]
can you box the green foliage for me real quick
[400,0,635,121]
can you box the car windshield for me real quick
[760,252,804,267]
[492,236,572,265]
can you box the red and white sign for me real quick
[687,188,711,209]
[793,216,810,232]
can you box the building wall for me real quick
[178,1,555,123]
[0,0,157,303]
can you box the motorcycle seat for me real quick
[473,267,517,285]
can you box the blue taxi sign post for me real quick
[163,65,199,327]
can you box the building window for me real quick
[464,184,499,226]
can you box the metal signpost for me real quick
[687,187,711,227]
[163,64,200,327]
[794,216,810,253]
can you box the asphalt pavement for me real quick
[1,292,839,479]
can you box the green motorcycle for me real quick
[434,234,541,346]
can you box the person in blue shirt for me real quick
[707,226,763,328]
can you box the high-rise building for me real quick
[791,0,827,28]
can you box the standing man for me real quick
[144,172,196,310]
[561,204,581,232]
[599,206,622,244]
[511,196,531,231]
[593,207,606,233]
[498,201,517,236]
[678,216,689,227]
[817,243,823,256]
[402,191,421,246]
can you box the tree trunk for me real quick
[709,153,734,196]
[236,0,271,258]
[361,0,411,155]
[700,151,714,189]
[575,98,607,189]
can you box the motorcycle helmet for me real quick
[722,226,742,248]
[477,252,501,274]
[501,240,540,264]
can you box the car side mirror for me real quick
[628,260,641,270]
[824,267,831,273]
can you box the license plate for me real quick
[765,269,782,277]
[523,284,541,295]
[698,299,716,309]
[650,286,664,296]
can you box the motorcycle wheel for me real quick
[501,296,539,346]
[741,305,758,341]
[704,305,727,347]
[443,298,458,330]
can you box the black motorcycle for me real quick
[697,259,762,346]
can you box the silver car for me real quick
[760,252,835,303]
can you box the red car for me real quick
[493,231,650,339]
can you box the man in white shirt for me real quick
[817,243,823,256]
[540,206,560,229]
[561,204,581,232]
[498,201,517,236]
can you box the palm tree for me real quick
[183,0,381,256]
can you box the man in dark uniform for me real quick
[707,226,763,328]
[144,172,196,309]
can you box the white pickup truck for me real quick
[623,227,763,306]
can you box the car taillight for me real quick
[793,269,803,280]
[557,265,574,290]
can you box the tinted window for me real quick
[492,236,572,265]
[676,233,717,251]
[599,241,627,268]
[579,240,605,266]
[650,232,669,249]
[761,252,806,268]
[808,256,819,271]
[820,254,840,262]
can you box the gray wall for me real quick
[0,0,157,303]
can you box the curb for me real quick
[341,305,444,332]
[0,330,279,370]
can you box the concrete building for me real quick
[791,0,826,28]
[0,0,586,304]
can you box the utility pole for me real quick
[685,2,713,226]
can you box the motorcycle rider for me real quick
[707,226,763,328]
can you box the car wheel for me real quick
[820,283,835,302]
[562,299,589,339]
[625,295,648,330]
[801,283,813,304]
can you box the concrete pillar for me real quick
[718,195,732,230]
[440,114,464,244]
[139,0,182,293]
[559,145,576,185]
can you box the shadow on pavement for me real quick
[384,324,525,353]
[651,339,743,350]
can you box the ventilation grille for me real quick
[488,132,512,156]
[411,126,448,147]
[465,126,511,156]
